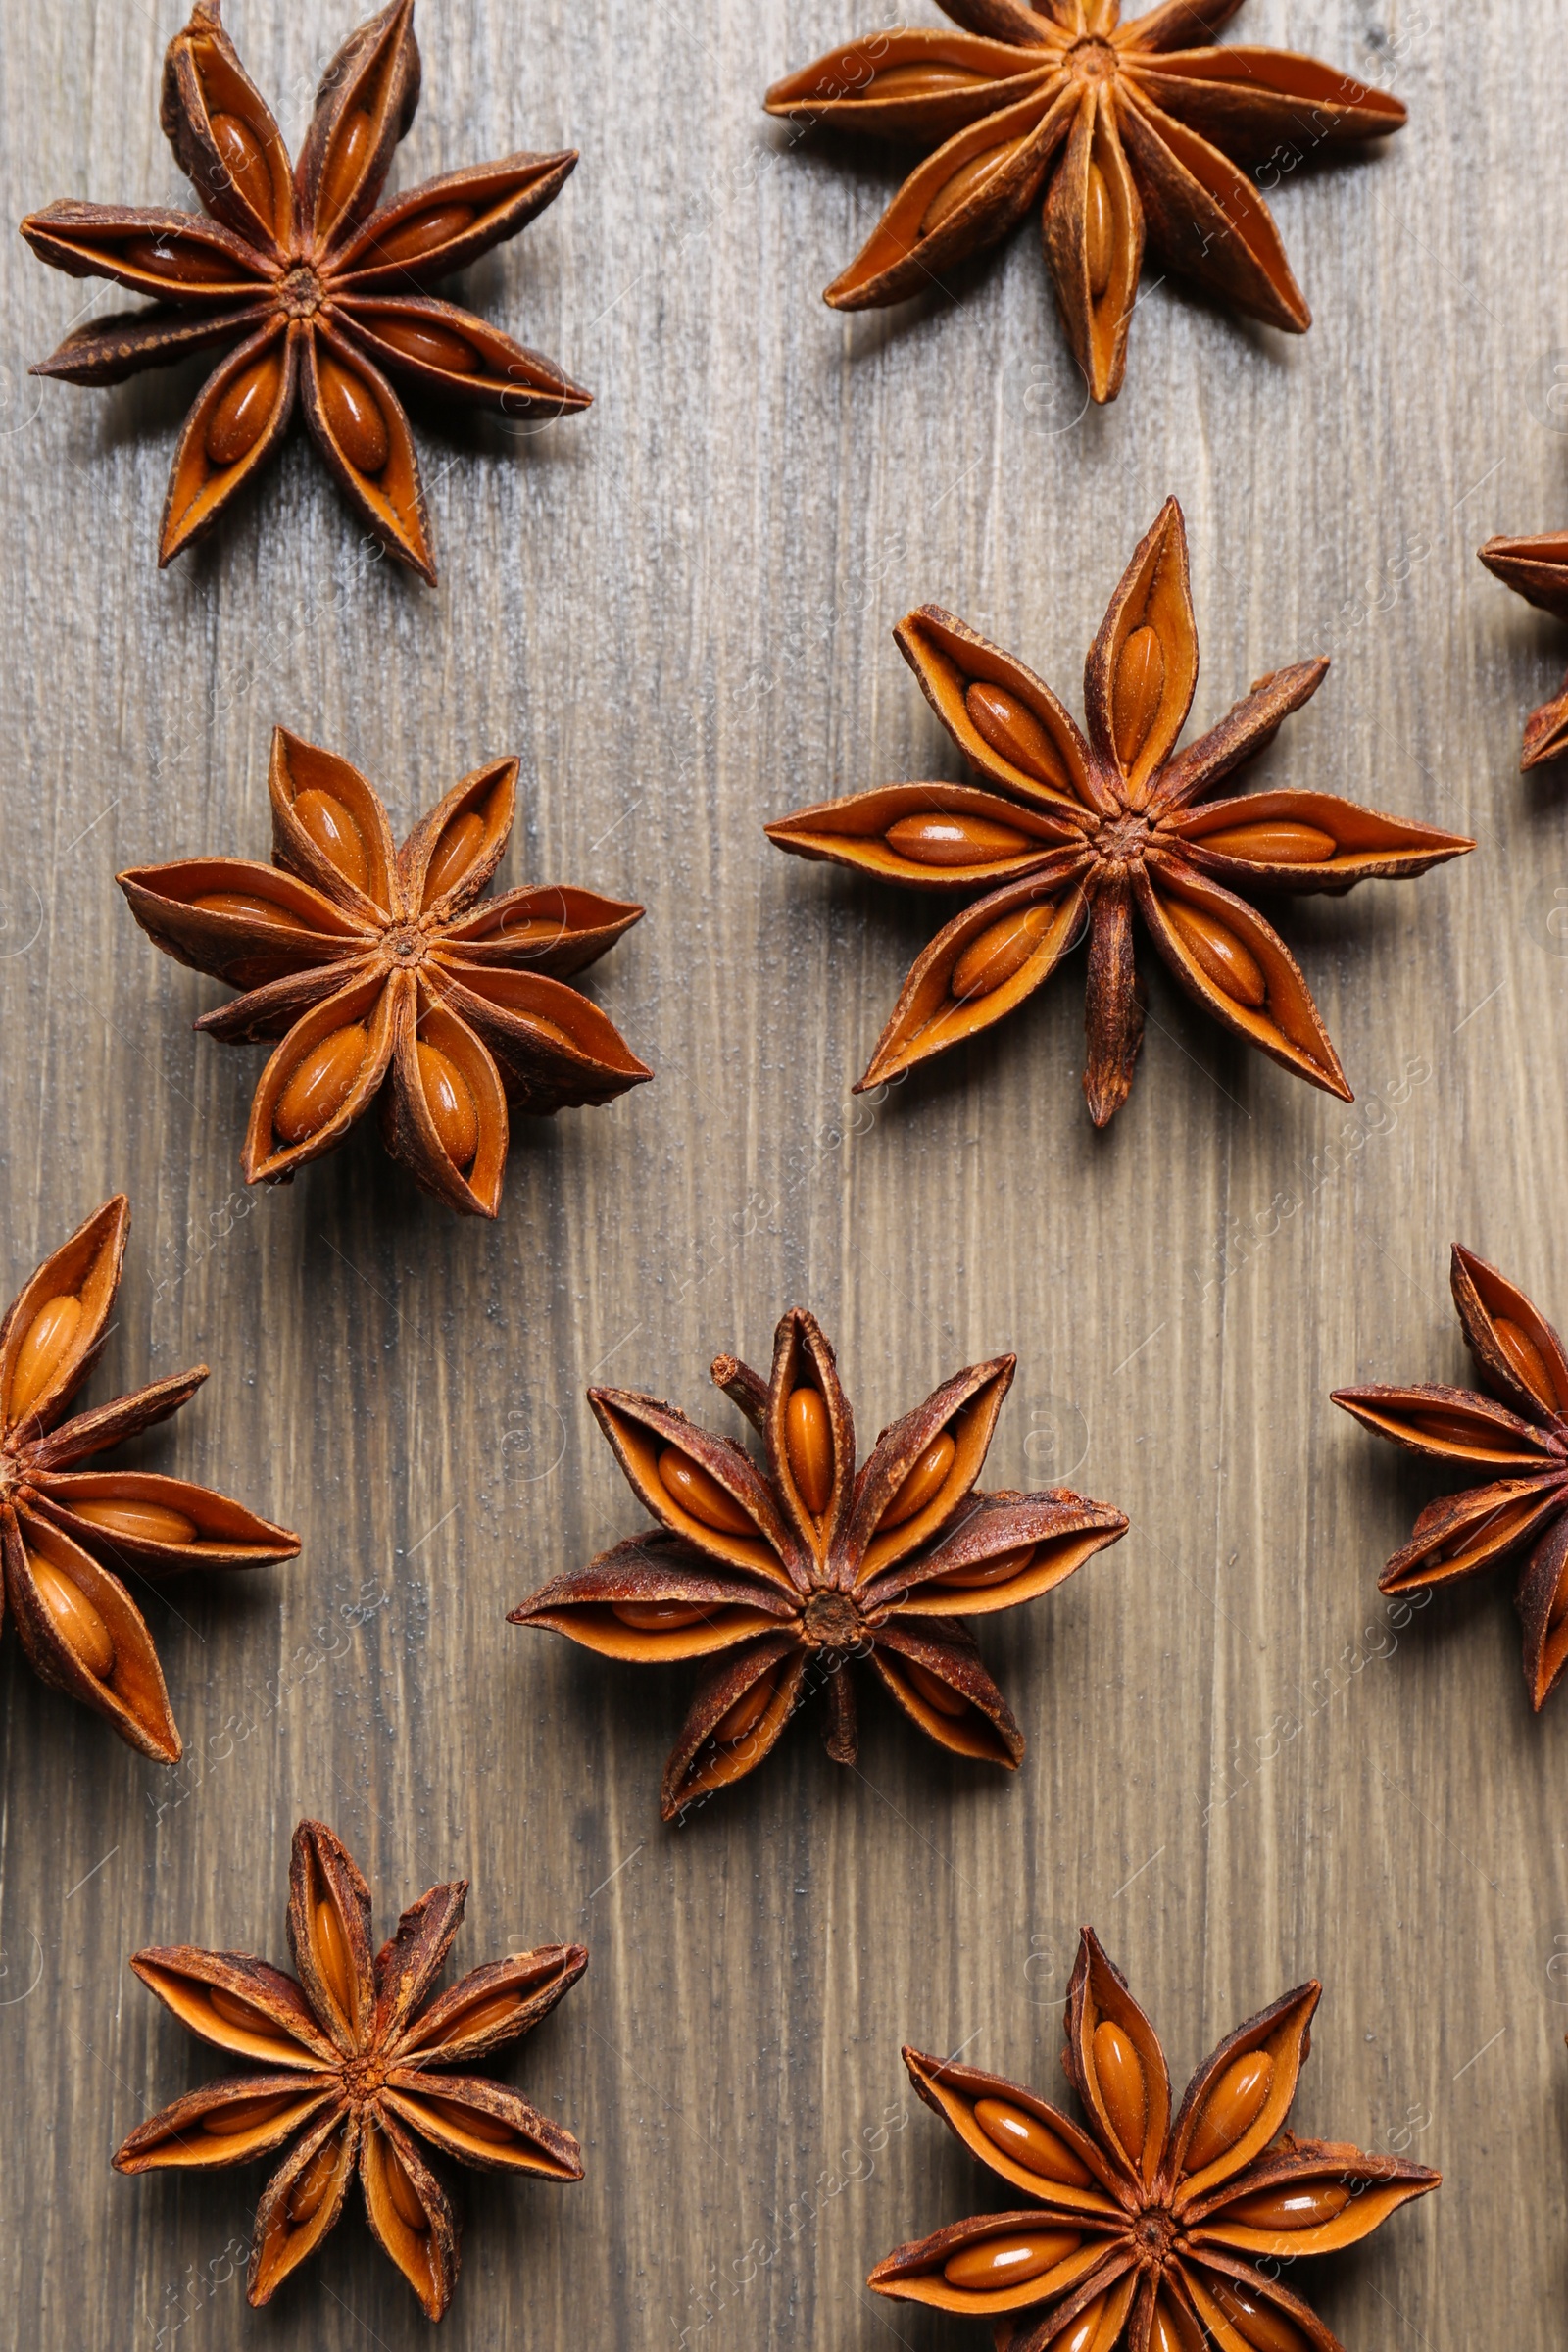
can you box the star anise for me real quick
[870,1926,1439,2352]
[1477,529,1568,768]
[119,726,651,1218]
[510,1306,1127,1819]
[114,1818,586,2320]
[767,499,1472,1124]
[763,0,1405,401]
[21,0,589,581]
[0,1194,297,1762]
[1334,1244,1568,1712]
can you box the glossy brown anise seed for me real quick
[870,1928,1439,2349]
[0,1195,298,1760]
[764,0,1407,401]
[766,501,1471,1123]
[114,1821,588,2319]
[511,1306,1129,1818]
[118,728,652,1218]
[21,0,593,577]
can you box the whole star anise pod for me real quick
[1477,530,1568,768]
[1334,1245,1568,1712]
[763,1,1404,402]
[20,0,590,581]
[870,1926,1439,2352]
[119,726,650,1218]
[510,1306,1127,1819]
[0,1195,297,1762]
[114,1819,586,2320]
[767,499,1471,1124]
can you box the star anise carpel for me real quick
[767,499,1472,1124]
[870,1927,1439,2352]
[763,0,1405,401]
[1335,1245,1568,1711]
[510,1306,1127,1819]
[1477,529,1568,768]
[0,1195,297,1762]
[114,1819,587,2319]
[21,0,590,580]
[119,725,651,1218]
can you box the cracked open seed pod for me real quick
[119,727,651,1218]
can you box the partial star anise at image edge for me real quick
[21,0,590,581]
[1477,530,1568,768]
[764,0,1405,401]
[768,499,1472,1124]
[114,1819,587,2320]
[0,1195,297,1761]
[1335,1245,1568,1712]
[119,726,651,1219]
[510,1306,1127,1818]
[870,1927,1439,2352]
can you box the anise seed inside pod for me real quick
[878,1432,956,1528]
[712,1668,775,1744]
[1198,821,1336,865]
[785,1385,834,1514]
[28,1553,114,1678]
[1150,2302,1191,2352]
[972,2095,1092,2184]
[1493,1313,1556,1406]
[375,318,482,376]
[656,1446,755,1534]
[904,1656,967,1718]
[964,682,1070,788]
[319,109,374,226]
[921,137,1025,237]
[1407,1407,1494,1446]
[1208,2276,1309,2352]
[208,1982,282,2035]
[422,811,487,905]
[191,888,308,927]
[10,1292,82,1418]
[292,786,370,890]
[273,1025,369,1144]
[1049,2292,1109,2352]
[72,1498,198,1544]
[1085,161,1112,299]
[860,62,991,99]
[942,2230,1081,2289]
[1550,1570,1568,1631]
[211,111,273,223]
[935,1543,1035,1590]
[383,2139,430,2232]
[423,2094,513,2144]
[1091,2018,1146,2160]
[318,354,390,475]
[1225,2181,1350,2229]
[1164,902,1266,1009]
[445,1989,519,2040]
[610,1598,710,1630]
[287,2136,340,2224]
[951,904,1055,1003]
[1184,2050,1273,2170]
[201,2089,298,2137]
[312,1891,354,2019]
[120,233,236,284]
[416,1041,480,1169]
[371,202,476,266]
[203,353,283,467]
[1111,624,1164,767]
[884,812,1032,867]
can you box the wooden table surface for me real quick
[1,0,1563,2343]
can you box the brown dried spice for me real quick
[114,1819,587,2321]
[510,1306,1127,1818]
[763,0,1405,401]
[0,1195,297,1761]
[21,0,589,580]
[768,499,1472,1124]
[870,1927,1438,2352]
[119,727,650,1218]
[1477,530,1568,769]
